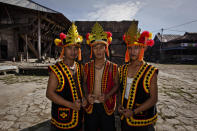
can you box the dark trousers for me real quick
[50,123,82,131]
[121,119,155,131]
[85,103,115,131]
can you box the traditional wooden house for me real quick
[0,0,71,61]
[146,33,181,62]
[148,32,197,63]
[162,32,197,63]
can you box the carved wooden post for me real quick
[38,13,41,60]
[25,34,28,61]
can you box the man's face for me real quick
[92,43,106,60]
[64,45,79,60]
[128,45,143,61]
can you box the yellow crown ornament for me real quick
[54,22,83,60]
[86,22,112,58]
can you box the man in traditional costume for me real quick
[46,23,86,131]
[118,21,158,131]
[83,22,119,131]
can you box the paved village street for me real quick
[0,63,196,131]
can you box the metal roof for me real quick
[0,0,58,13]
[170,32,197,42]
[155,33,181,42]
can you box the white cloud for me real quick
[86,1,143,21]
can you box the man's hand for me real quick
[123,109,133,118]
[98,94,105,103]
[87,94,95,104]
[82,97,88,108]
[98,94,109,103]
[118,105,124,114]
[71,99,81,111]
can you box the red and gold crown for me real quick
[54,22,83,60]
[86,22,112,58]
[123,20,154,62]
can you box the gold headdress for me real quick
[54,22,83,60]
[123,20,154,62]
[86,22,112,58]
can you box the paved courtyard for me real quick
[0,62,196,131]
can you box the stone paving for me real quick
[154,64,197,131]
[0,63,196,131]
[0,75,51,131]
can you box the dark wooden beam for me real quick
[38,16,41,60]
[21,35,39,58]
[40,16,65,30]
[24,34,29,61]
[42,42,52,56]
[31,33,53,42]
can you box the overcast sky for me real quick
[33,0,197,35]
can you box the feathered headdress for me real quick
[123,20,154,62]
